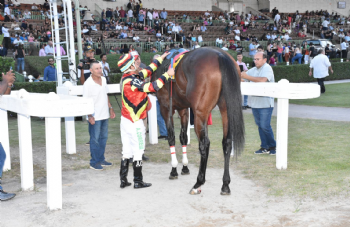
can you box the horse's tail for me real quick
[218,52,245,156]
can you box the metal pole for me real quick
[52,0,63,86]
[74,0,83,60]
[65,0,77,85]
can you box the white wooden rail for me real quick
[0,79,319,210]
[0,89,94,210]
[241,79,320,169]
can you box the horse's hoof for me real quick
[181,166,190,175]
[220,191,231,196]
[189,187,201,195]
[220,185,231,195]
[169,175,178,180]
[169,167,178,180]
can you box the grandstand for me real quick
[1,0,349,57]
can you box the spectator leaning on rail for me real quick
[0,69,16,201]
[241,52,277,155]
[118,52,174,189]
[83,61,116,171]
[309,49,333,94]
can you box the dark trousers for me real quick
[341,50,347,59]
[317,78,326,93]
[3,37,10,49]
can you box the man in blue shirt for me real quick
[249,40,258,58]
[160,8,167,20]
[138,13,144,23]
[241,52,276,155]
[200,24,207,32]
[43,57,57,81]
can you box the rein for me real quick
[169,58,174,119]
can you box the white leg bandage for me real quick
[182,145,188,166]
[170,146,178,168]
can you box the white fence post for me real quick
[17,114,34,190]
[0,108,11,171]
[148,95,158,144]
[45,117,63,210]
[64,117,76,154]
[276,80,290,170]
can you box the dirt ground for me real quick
[1,145,350,227]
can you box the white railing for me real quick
[0,89,94,210]
[62,79,320,170]
[0,79,319,210]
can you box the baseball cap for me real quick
[84,45,95,52]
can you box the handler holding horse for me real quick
[118,52,174,189]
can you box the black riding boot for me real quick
[120,159,132,188]
[133,161,152,189]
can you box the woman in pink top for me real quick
[276,42,283,63]
[28,33,35,42]
[269,53,276,66]
[153,10,159,20]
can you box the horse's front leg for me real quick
[161,105,178,179]
[178,108,190,175]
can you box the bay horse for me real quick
[152,47,244,195]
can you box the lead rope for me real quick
[169,58,174,119]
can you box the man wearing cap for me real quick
[78,46,95,85]
[118,51,174,189]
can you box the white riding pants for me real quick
[120,116,145,161]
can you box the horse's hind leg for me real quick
[178,108,190,175]
[189,114,210,195]
[218,97,232,195]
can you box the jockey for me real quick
[118,51,174,189]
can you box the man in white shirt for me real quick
[13,36,23,47]
[309,49,333,93]
[221,44,228,51]
[127,9,133,18]
[274,13,280,25]
[2,25,10,49]
[234,27,240,34]
[192,41,200,49]
[266,33,271,40]
[4,6,11,22]
[283,33,290,40]
[172,23,180,33]
[44,41,54,55]
[216,37,223,47]
[83,61,115,170]
[340,40,349,59]
[322,19,330,31]
[234,32,240,41]
[204,10,210,17]
[115,23,122,30]
[271,33,277,40]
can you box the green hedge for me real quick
[17,52,350,94]
[12,82,57,93]
[274,62,350,82]
[0,57,15,75]
[24,53,160,76]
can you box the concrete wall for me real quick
[269,0,350,16]
[18,0,213,12]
